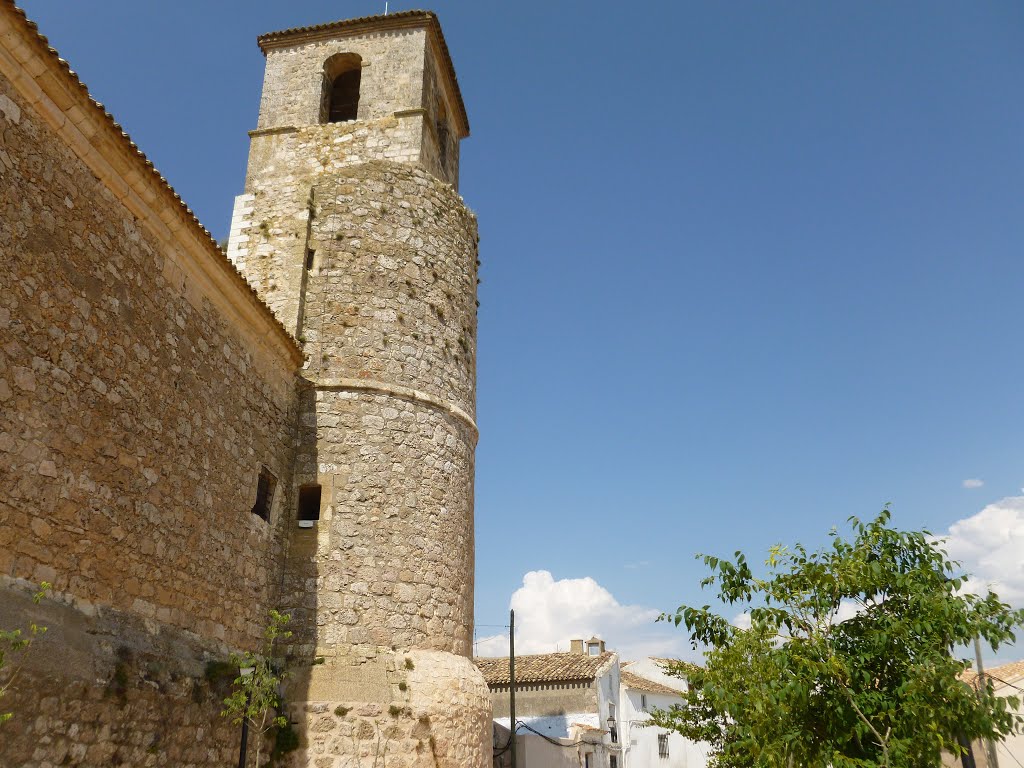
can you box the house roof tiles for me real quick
[620,671,683,697]
[474,652,616,685]
[962,659,1024,691]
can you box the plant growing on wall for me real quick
[222,609,293,767]
[0,582,51,726]
[652,510,1024,768]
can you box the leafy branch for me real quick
[654,509,1024,768]
[0,582,51,727]
[221,610,292,767]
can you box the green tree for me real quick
[0,582,51,726]
[222,610,292,767]
[652,510,1024,768]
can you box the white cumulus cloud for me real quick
[962,478,985,489]
[475,570,695,661]
[943,495,1024,607]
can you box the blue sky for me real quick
[20,1,1024,662]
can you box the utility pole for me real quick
[510,609,517,768]
[975,636,1000,768]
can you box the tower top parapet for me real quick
[256,10,468,138]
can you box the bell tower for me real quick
[226,12,490,767]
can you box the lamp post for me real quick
[237,665,254,768]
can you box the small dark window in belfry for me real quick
[305,248,315,270]
[298,484,322,521]
[251,467,276,521]
[329,68,361,123]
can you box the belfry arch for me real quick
[322,52,361,123]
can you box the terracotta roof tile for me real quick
[474,652,615,685]
[256,10,469,136]
[962,659,1024,691]
[620,671,683,697]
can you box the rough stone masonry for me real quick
[0,3,490,766]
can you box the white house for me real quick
[619,658,711,768]
[478,638,623,768]
[943,659,1024,768]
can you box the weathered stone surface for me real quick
[0,65,298,653]
[280,650,491,768]
[0,6,488,766]
[231,13,486,767]
[0,582,244,768]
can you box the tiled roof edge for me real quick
[620,671,683,697]
[4,1,304,367]
[256,10,469,137]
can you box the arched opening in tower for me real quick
[328,68,361,122]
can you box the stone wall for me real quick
[489,681,599,719]
[0,3,490,765]
[228,116,426,336]
[0,583,248,768]
[0,66,298,651]
[257,28,429,131]
[0,4,303,764]
[279,650,492,768]
[266,160,478,660]
[231,13,489,765]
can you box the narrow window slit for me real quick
[252,467,277,521]
[298,484,322,525]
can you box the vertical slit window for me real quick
[298,484,322,523]
[252,467,277,522]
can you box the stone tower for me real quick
[225,12,490,767]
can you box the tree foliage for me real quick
[0,582,51,726]
[222,609,292,767]
[652,510,1024,768]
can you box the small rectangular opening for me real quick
[305,248,316,270]
[298,484,322,522]
[251,467,277,522]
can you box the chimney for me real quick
[570,639,584,655]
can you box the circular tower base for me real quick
[283,649,491,768]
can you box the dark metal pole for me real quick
[958,733,977,768]
[237,689,252,768]
[975,636,1000,768]
[510,609,517,768]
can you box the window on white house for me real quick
[609,756,618,768]
[588,642,601,656]
[641,693,647,711]
[658,733,669,759]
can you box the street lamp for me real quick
[237,665,255,768]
